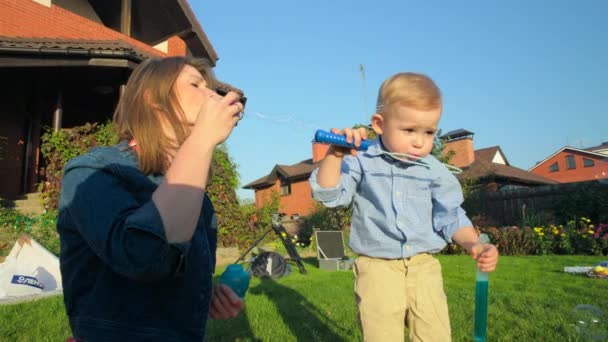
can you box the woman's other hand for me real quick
[209,284,245,320]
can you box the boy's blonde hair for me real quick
[376,72,441,114]
[113,56,216,174]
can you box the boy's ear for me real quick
[371,114,384,135]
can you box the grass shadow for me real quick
[249,278,348,341]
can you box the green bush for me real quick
[38,121,118,209]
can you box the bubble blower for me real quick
[215,87,247,123]
[219,264,250,298]
[313,129,462,173]
[474,233,491,342]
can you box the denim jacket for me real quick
[57,141,217,341]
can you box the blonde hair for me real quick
[113,56,217,174]
[376,72,441,114]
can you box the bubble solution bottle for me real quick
[474,234,491,342]
[219,264,250,298]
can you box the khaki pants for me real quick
[353,254,451,342]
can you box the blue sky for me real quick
[194,1,608,201]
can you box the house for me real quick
[528,142,608,183]
[441,129,558,190]
[243,143,330,217]
[0,0,242,201]
[244,128,556,215]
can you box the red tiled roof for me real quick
[0,1,166,58]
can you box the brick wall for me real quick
[0,0,166,57]
[530,150,607,183]
[254,183,279,209]
[167,36,187,56]
[279,180,315,216]
[253,178,316,216]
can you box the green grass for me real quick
[1,256,607,341]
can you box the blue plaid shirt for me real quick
[309,138,473,259]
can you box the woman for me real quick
[58,56,245,341]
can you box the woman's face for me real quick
[174,64,217,127]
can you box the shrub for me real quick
[480,226,538,256]
[38,122,118,209]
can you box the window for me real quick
[549,162,559,172]
[280,180,291,196]
[565,155,576,169]
[583,158,595,167]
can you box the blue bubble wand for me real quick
[313,129,462,173]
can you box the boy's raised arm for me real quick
[316,127,368,188]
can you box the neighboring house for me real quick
[528,142,608,183]
[243,143,330,217]
[441,129,558,190]
[0,0,242,201]
[244,128,556,215]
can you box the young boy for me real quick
[309,72,499,341]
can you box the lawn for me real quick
[1,255,607,341]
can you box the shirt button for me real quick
[396,191,401,196]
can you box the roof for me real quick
[174,0,218,63]
[528,146,608,172]
[458,160,558,185]
[0,36,245,97]
[1,0,216,62]
[0,36,152,62]
[474,146,510,166]
[243,159,318,189]
[584,141,608,153]
[440,129,474,140]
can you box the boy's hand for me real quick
[471,243,499,272]
[209,284,244,320]
[328,127,368,157]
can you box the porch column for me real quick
[121,0,132,36]
[52,91,62,132]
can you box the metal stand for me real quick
[234,213,307,274]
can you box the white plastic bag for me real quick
[0,255,45,298]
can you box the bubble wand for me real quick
[313,129,462,173]
[474,233,491,342]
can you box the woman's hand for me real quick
[328,127,368,157]
[193,91,244,146]
[209,284,244,320]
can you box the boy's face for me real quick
[371,104,441,158]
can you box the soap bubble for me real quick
[571,304,607,341]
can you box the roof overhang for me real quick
[89,0,218,64]
[0,38,150,69]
